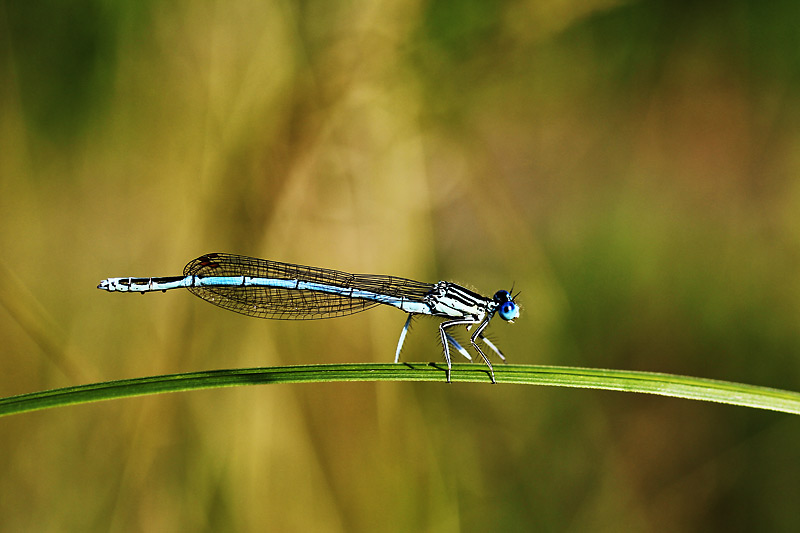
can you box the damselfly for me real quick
[97,253,520,382]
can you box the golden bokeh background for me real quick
[2,0,800,530]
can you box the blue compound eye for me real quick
[498,301,519,321]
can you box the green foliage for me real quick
[2,363,797,418]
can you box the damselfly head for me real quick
[493,289,520,322]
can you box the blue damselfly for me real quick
[98,253,519,382]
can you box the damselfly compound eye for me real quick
[499,301,519,321]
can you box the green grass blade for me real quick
[1,363,798,417]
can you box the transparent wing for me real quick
[183,253,435,320]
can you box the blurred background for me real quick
[1,0,799,530]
